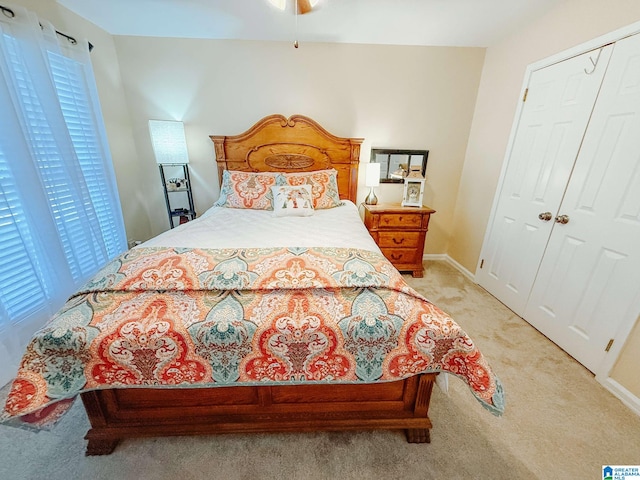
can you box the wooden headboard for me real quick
[210,115,364,203]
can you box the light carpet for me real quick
[0,260,638,479]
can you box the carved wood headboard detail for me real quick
[210,115,364,203]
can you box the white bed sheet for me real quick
[142,201,381,253]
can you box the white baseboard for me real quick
[423,253,475,281]
[599,377,640,418]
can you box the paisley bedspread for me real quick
[1,246,504,429]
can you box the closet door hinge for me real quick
[523,88,529,102]
[605,339,614,352]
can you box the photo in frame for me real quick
[402,178,425,207]
[370,148,429,183]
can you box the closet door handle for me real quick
[538,212,553,221]
[555,214,570,224]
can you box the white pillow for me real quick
[271,185,314,217]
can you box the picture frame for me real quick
[370,148,429,183]
[402,178,425,207]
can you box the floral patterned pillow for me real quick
[213,170,278,210]
[279,169,343,209]
[271,185,314,217]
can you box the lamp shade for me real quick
[149,120,189,164]
[365,162,381,187]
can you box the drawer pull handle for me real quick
[391,253,402,260]
[393,238,405,244]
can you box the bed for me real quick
[1,114,503,455]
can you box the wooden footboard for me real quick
[80,373,437,455]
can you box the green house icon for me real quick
[603,466,613,480]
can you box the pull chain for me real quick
[294,0,299,48]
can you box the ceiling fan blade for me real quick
[297,0,313,14]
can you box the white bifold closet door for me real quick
[523,33,640,373]
[478,33,640,374]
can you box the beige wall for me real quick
[450,0,640,396]
[112,37,485,245]
[11,0,151,244]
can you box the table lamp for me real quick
[365,162,380,205]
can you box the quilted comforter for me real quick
[1,246,504,428]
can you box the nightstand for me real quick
[363,203,436,278]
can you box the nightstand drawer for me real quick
[378,213,423,229]
[377,231,421,248]
[380,248,418,265]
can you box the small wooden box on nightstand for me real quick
[363,203,436,278]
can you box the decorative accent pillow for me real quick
[279,169,343,209]
[271,185,314,217]
[213,170,278,210]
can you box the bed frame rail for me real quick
[81,373,437,455]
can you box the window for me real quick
[0,8,127,385]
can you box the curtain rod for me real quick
[1,4,93,52]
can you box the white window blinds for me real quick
[0,148,48,319]
[0,7,127,386]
